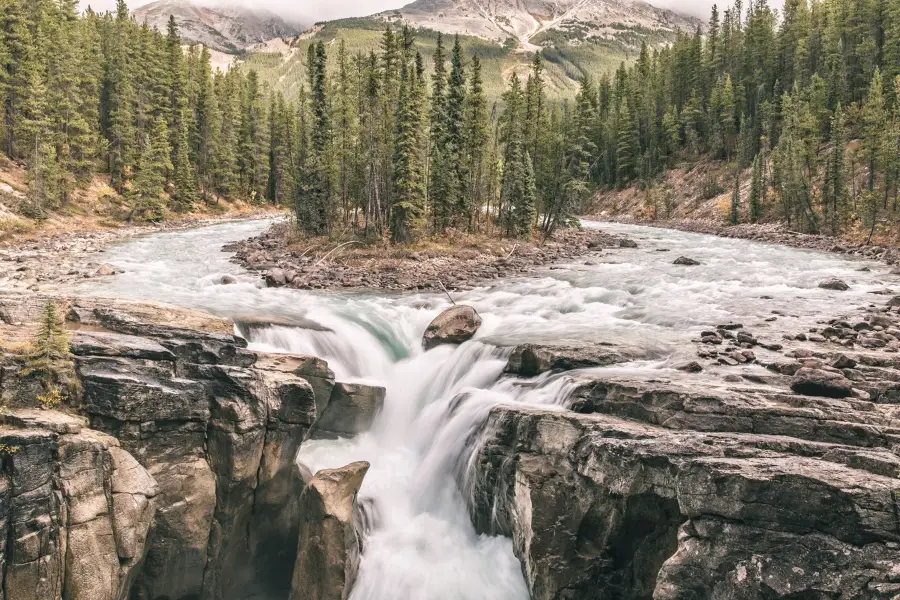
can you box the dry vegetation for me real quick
[0,156,285,247]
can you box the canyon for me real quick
[1,219,900,599]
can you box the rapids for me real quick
[73,219,892,600]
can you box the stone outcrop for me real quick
[470,371,900,599]
[422,305,483,350]
[307,383,386,441]
[290,462,370,600]
[0,293,341,600]
[0,410,158,600]
[504,343,628,376]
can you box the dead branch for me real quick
[437,280,456,305]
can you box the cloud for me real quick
[82,0,406,23]
[82,0,728,25]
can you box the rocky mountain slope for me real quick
[133,0,303,54]
[383,0,698,47]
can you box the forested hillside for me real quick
[5,0,900,245]
[589,0,900,241]
[0,0,276,223]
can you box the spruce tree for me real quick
[21,300,75,397]
[296,41,331,234]
[730,169,741,224]
[131,118,172,221]
[391,52,427,244]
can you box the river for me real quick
[72,219,890,600]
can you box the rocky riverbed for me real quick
[4,218,900,600]
[3,286,900,599]
[588,215,900,265]
[0,213,279,292]
[225,222,632,291]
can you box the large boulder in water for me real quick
[307,383,385,441]
[818,278,850,291]
[289,461,370,600]
[422,305,482,350]
[505,343,626,376]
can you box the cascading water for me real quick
[73,218,895,599]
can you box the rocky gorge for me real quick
[1,219,900,599]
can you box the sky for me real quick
[82,0,720,24]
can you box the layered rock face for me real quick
[0,410,158,600]
[470,371,900,599]
[0,293,386,600]
[63,299,334,600]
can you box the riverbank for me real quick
[585,215,900,265]
[225,221,633,292]
[0,210,282,292]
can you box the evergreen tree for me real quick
[21,301,75,396]
[730,168,741,224]
[391,52,427,243]
[296,41,331,233]
[131,117,172,221]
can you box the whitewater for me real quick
[74,218,889,599]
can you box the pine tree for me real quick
[749,151,766,222]
[21,301,75,396]
[464,54,489,231]
[730,169,741,224]
[445,35,468,226]
[822,105,848,234]
[296,41,331,234]
[131,117,172,221]
[391,52,427,243]
[499,73,525,237]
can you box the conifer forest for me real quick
[5,0,900,242]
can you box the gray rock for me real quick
[308,383,386,441]
[71,331,175,361]
[422,305,482,350]
[831,353,858,369]
[818,278,850,291]
[289,462,370,600]
[220,274,238,285]
[791,367,854,398]
[673,256,701,266]
[265,268,287,287]
[675,361,703,373]
[504,343,626,376]
[619,238,638,248]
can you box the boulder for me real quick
[791,367,854,398]
[673,256,701,266]
[619,238,638,248]
[289,462,370,600]
[265,268,287,287]
[888,295,900,308]
[422,305,482,350]
[95,264,120,276]
[831,353,858,370]
[308,383,386,441]
[505,343,626,376]
[818,278,850,291]
[220,275,238,285]
[675,361,703,373]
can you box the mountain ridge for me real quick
[376,0,700,47]
[133,0,304,54]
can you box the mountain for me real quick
[379,0,698,48]
[133,0,304,54]
[239,0,700,101]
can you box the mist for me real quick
[82,0,725,24]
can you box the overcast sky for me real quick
[81,0,720,24]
